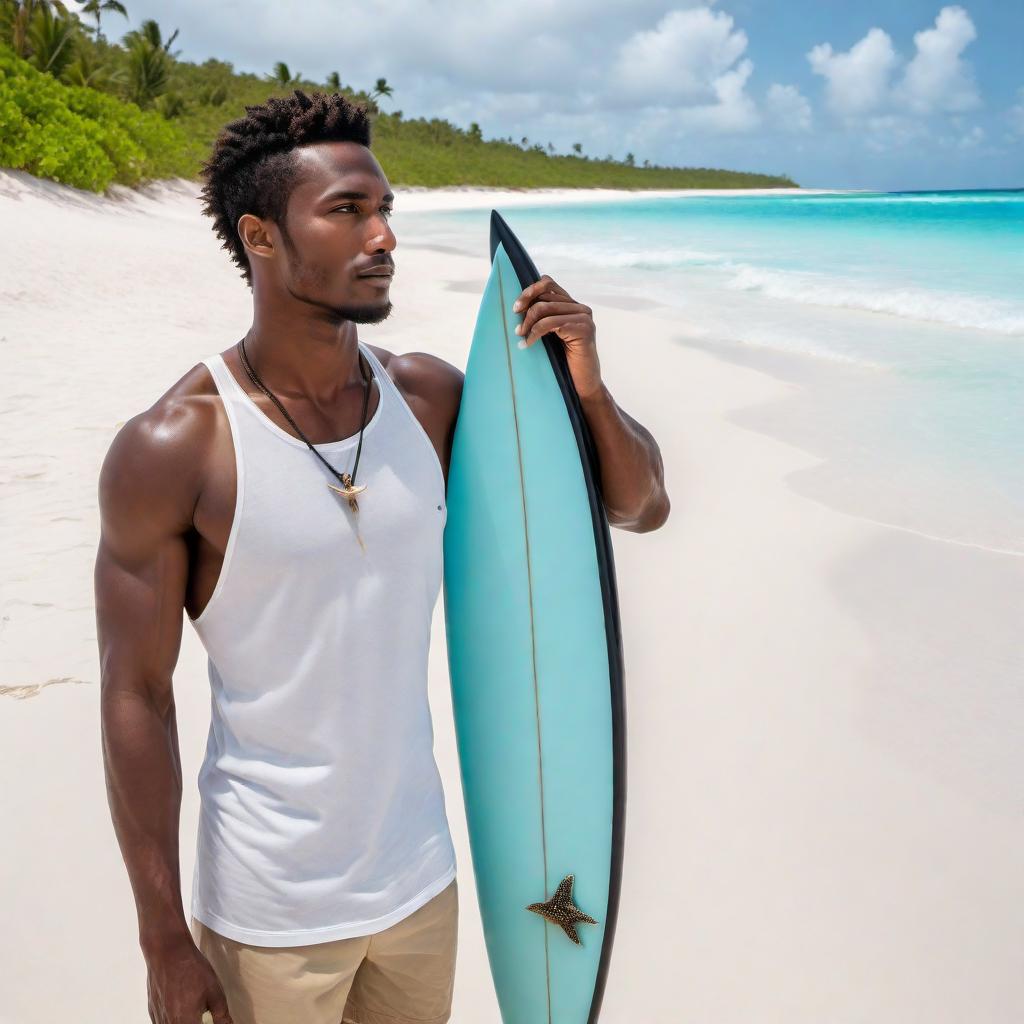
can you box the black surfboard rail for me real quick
[489,208,627,1024]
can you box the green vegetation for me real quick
[0,43,187,189]
[0,1,798,193]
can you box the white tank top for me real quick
[187,342,457,947]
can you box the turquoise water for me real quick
[529,189,1024,332]
[410,190,1024,552]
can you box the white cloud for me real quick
[893,5,981,115]
[677,57,760,133]
[808,6,982,125]
[807,27,898,116]
[765,83,812,132]
[613,7,748,103]
[612,7,759,132]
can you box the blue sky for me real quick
[69,0,1023,190]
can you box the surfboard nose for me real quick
[489,208,504,261]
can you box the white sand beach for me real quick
[2,169,1021,1023]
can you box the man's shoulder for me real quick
[101,360,220,505]
[124,358,220,447]
[367,344,463,406]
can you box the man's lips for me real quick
[357,269,394,277]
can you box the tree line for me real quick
[0,0,798,192]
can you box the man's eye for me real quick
[331,205,394,217]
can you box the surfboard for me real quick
[442,210,626,1024]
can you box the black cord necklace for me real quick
[236,335,375,548]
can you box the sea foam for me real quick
[723,263,1024,335]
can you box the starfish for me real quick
[526,873,598,945]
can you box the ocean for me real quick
[410,190,1024,555]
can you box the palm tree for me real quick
[77,0,126,43]
[62,43,121,89]
[123,17,179,57]
[1,0,71,59]
[326,70,341,90]
[125,34,169,107]
[367,76,392,105]
[268,61,300,87]
[572,142,582,155]
[26,0,77,76]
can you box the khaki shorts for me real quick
[189,878,458,1024]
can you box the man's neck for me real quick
[240,311,363,403]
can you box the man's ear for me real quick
[237,213,275,264]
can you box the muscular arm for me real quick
[577,384,670,533]
[391,349,667,532]
[385,349,464,487]
[94,402,206,959]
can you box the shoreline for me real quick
[0,168,858,213]
[391,184,859,212]
[669,329,1024,560]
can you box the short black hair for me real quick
[199,89,373,287]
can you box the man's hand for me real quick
[144,935,233,1023]
[512,274,602,400]
[510,273,670,531]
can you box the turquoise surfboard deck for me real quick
[442,211,626,1024]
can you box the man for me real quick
[94,89,670,1024]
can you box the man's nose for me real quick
[367,215,396,251]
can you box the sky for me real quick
[68,0,1023,191]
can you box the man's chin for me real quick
[336,299,393,325]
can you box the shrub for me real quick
[0,42,190,190]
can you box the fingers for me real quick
[521,316,581,348]
[512,275,570,312]
[516,303,590,343]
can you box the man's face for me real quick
[268,141,397,325]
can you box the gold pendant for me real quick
[327,472,367,513]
